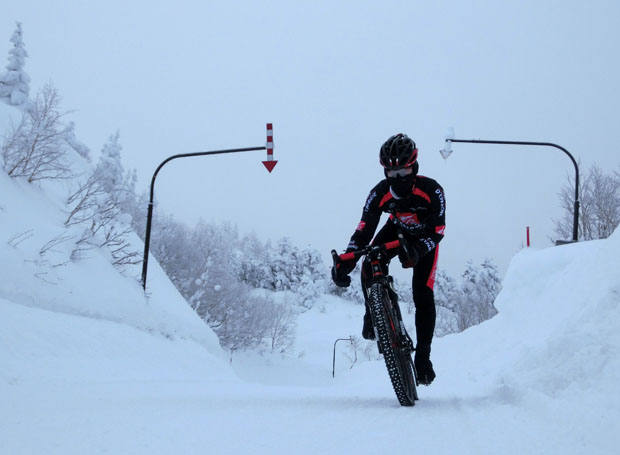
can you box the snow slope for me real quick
[0,171,224,355]
[1,152,619,453]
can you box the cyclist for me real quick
[331,133,446,385]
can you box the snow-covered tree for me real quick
[254,237,327,307]
[150,215,203,294]
[434,269,460,313]
[236,232,271,289]
[432,270,460,336]
[62,122,91,161]
[0,22,30,108]
[456,259,500,331]
[127,189,149,239]
[555,163,620,241]
[214,292,274,354]
[2,84,71,182]
[296,246,327,307]
[268,237,297,291]
[96,131,124,193]
[64,132,140,270]
[264,295,297,353]
[143,216,304,353]
[178,224,300,353]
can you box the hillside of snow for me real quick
[0,158,231,378]
[1,140,619,453]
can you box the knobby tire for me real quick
[369,283,418,406]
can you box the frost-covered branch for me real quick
[7,229,33,247]
[39,232,73,256]
[2,84,72,182]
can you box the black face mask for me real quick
[388,173,416,198]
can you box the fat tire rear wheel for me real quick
[369,283,418,406]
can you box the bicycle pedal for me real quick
[401,334,414,352]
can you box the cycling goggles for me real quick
[385,167,414,178]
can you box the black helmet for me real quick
[379,134,418,170]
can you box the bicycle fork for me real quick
[386,282,414,353]
[368,260,414,354]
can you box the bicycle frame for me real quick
[331,239,418,405]
[331,240,411,349]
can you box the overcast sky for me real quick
[2,1,619,279]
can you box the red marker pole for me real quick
[262,123,278,173]
[527,226,530,247]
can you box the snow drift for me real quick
[436,229,620,400]
[0,150,231,383]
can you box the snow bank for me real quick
[0,159,231,385]
[435,228,620,405]
[0,296,234,384]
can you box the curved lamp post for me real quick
[141,124,277,290]
[440,130,580,243]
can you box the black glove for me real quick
[398,234,420,268]
[331,264,352,287]
[331,250,357,288]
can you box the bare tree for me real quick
[555,163,620,241]
[208,291,274,353]
[264,296,297,353]
[65,167,140,269]
[65,169,107,227]
[2,84,72,182]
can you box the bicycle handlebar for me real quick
[331,238,401,266]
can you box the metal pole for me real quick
[332,337,353,378]
[527,226,530,247]
[447,139,580,242]
[141,146,266,290]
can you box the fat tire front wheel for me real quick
[369,283,418,406]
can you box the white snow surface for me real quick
[1,165,620,454]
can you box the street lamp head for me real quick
[439,127,455,160]
[439,143,453,160]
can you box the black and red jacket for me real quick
[347,175,446,258]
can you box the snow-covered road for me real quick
[2,277,618,455]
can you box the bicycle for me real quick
[331,238,419,406]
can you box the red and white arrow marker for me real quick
[262,123,278,173]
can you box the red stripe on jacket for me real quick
[379,192,393,208]
[426,246,440,290]
[413,187,431,203]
